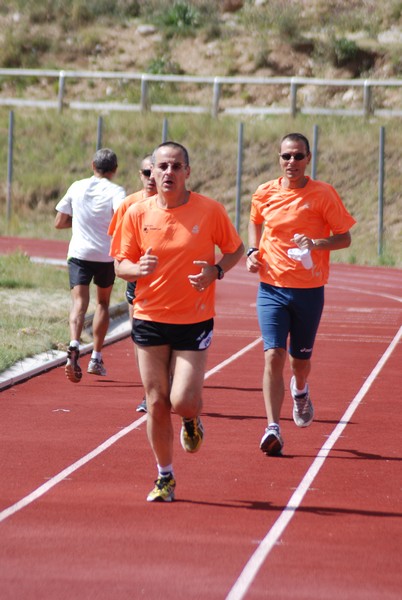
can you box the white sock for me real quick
[91,351,102,360]
[70,340,79,348]
[158,464,173,477]
[295,384,308,395]
[268,422,280,431]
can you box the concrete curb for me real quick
[0,306,131,391]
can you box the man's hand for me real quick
[246,250,262,273]
[188,261,216,292]
[138,247,158,277]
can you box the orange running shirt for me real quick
[250,176,356,288]
[108,190,152,256]
[112,192,243,324]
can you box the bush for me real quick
[332,38,360,67]
[159,2,200,36]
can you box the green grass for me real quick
[0,252,127,373]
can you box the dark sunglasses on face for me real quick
[141,169,152,177]
[279,153,307,161]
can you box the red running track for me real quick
[0,236,69,260]
[0,238,401,599]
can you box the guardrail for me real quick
[1,68,402,117]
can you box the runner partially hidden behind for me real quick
[108,153,157,413]
[112,141,244,502]
[55,148,125,383]
[246,132,356,456]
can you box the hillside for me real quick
[2,1,402,105]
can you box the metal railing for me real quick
[1,68,402,117]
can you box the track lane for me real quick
[0,261,401,599]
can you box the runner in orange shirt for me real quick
[112,141,244,502]
[109,154,156,261]
[247,132,356,457]
[108,154,156,413]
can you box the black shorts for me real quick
[132,318,214,351]
[126,281,137,305]
[68,257,115,289]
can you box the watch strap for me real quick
[214,264,224,280]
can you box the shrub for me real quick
[332,38,360,67]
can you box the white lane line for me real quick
[226,324,402,600]
[0,417,147,523]
[328,283,402,304]
[0,337,262,524]
[204,337,262,378]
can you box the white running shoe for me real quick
[87,358,107,376]
[290,376,314,427]
[260,425,284,456]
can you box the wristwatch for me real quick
[247,247,259,257]
[214,264,224,280]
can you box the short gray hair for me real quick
[152,141,189,166]
[93,148,118,174]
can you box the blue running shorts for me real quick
[256,282,324,359]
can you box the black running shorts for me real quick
[68,257,115,289]
[132,318,214,351]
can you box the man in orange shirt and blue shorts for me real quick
[108,154,157,413]
[112,141,244,502]
[247,132,356,457]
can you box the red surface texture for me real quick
[0,238,401,599]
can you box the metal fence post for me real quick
[378,126,385,257]
[290,78,298,117]
[363,80,372,117]
[162,117,168,142]
[57,70,65,113]
[141,75,149,111]
[96,116,103,150]
[311,124,319,180]
[212,78,221,118]
[6,110,14,224]
[235,122,244,233]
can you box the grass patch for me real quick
[0,252,127,373]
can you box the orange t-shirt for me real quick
[112,192,243,324]
[108,190,153,255]
[250,176,356,288]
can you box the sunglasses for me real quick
[279,153,307,161]
[141,169,152,177]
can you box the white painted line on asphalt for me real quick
[0,415,147,523]
[0,336,262,523]
[225,324,402,600]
